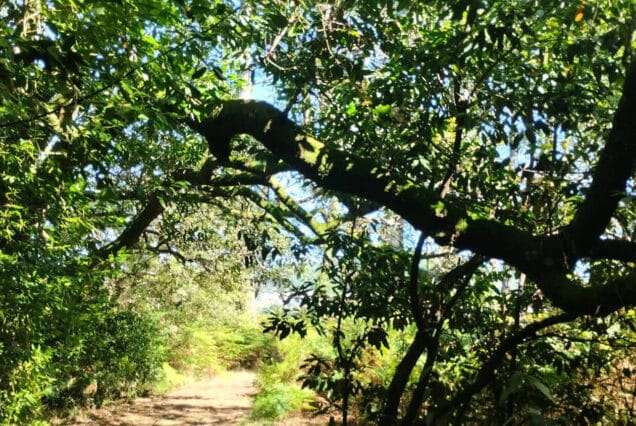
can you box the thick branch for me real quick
[379,331,429,426]
[189,97,636,315]
[568,63,636,252]
[99,194,164,260]
[587,239,636,263]
[190,100,532,265]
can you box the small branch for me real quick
[439,80,468,197]
[267,176,334,236]
[242,189,321,244]
[441,255,483,315]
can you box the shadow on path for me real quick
[66,370,256,426]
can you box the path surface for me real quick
[68,371,258,425]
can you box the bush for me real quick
[44,308,164,410]
[251,382,314,420]
[0,346,54,425]
[0,265,166,423]
[152,363,188,394]
[166,319,278,376]
[249,332,325,421]
[88,310,164,403]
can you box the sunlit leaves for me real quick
[0,0,634,423]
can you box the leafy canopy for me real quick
[0,0,635,424]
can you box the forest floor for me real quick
[58,370,330,425]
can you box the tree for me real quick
[0,0,634,424]
[188,4,636,421]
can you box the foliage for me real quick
[1,0,635,425]
[0,266,163,422]
[165,320,278,376]
[110,202,294,377]
[152,363,188,395]
[250,332,320,421]
[251,382,314,421]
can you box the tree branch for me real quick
[432,312,579,424]
[567,63,636,253]
[97,157,268,260]
[587,239,636,263]
[188,81,636,315]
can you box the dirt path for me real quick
[67,370,257,425]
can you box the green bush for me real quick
[166,319,278,376]
[168,324,224,376]
[214,322,279,369]
[152,363,188,394]
[0,263,166,424]
[0,346,54,425]
[249,332,326,421]
[88,310,164,402]
[251,382,314,420]
[43,308,164,410]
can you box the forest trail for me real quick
[66,370,257,425]
[63,370,330,426]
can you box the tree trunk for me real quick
[380,331,429,424]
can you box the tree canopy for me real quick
[1,0,635,424]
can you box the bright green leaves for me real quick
[432,200,446,217]
[346,102,357,116]
[0,2,241,421]
[372,104,392,118]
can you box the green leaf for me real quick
[528,407,546,426]
[499,370,524,404]
[527,375,556,404]
[373,104,392,116]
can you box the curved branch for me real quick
[431,312,579,424]
[409,233,427,331]
[189,100,534,265]
[567,63,636,252]
[97,157,267,260]
[99,193,164,260]
[189,95,636,315]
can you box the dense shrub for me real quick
[0,265,164,424]
[251,382,314,420]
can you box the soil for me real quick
[59,370,331,426]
